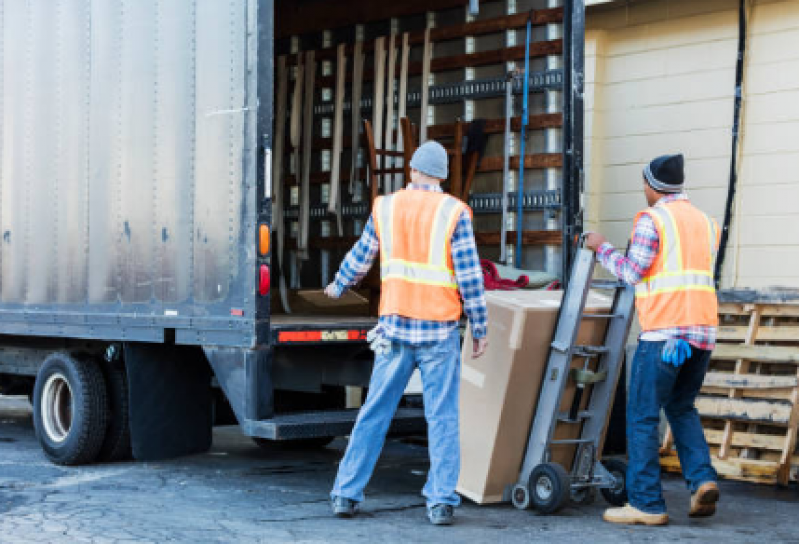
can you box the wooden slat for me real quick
[704,428,786,451]
[427,113,562,140]
[660,452,780,484]
[712,344,799,364]
[474,230,561,246]
[778,366,799,484]
[317,39,562,86]
[702,372,799,390]
[282,7,564,60]
[719,303,799,317]
[702,386,794,401]
[696,397,793,426]
[717,325,799,342]
[477,153,562,172]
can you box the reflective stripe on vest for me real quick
[376,194,461,289]
[635,206,715,299]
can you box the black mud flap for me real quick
[124,343,213,461]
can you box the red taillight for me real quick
[259,265,270,296]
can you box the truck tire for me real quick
[33,353,109,466]
[97,358,132,462]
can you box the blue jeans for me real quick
[627,340,717,514]
[331,328,461,508]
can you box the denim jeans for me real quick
[331,328,461,508]
[627,340,717,514]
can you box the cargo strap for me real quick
[328,43,347,236]
[395,32,410,191]
[570,368,608,385]
[349,39,365,195]
[298,50,316,261]
[274,55,292,312]
[420,26,432,143]
[384,31,397,194]
[371,37,386,190]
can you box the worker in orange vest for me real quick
[325,141,488,526]
[586,154,720,526]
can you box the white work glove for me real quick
[366,326,392,356]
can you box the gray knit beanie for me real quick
[410,141,448,180]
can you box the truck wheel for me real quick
[252,436,336,451]
[33,353,109,465]
[529,462,571,515]
[97,358,132,462]
[600,459,628,506]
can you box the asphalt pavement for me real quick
[1,395,797,543]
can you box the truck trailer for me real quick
[0,0,584,465]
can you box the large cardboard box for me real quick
[457,290,612,504]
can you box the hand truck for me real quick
[507,244,635,514]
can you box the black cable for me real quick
[714,0,747,287]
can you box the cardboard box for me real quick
[457,290,612,504]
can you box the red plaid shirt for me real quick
[596,193,716,350]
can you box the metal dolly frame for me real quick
[507,246,635,514]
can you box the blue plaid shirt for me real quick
[331,184,487,344]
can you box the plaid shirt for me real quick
[596,193,716,350]
[332,184,487,344]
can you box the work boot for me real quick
[689,481,719,518]
[427,504,454,526]
[331,496,358,518]
[603,504,669,526]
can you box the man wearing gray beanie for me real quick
[586,154,720,526]
[325,141,488,526]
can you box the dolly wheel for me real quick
[511,483,531,510]
[529,463,571,515]
[600,459,628,506]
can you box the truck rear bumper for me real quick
[240,407,426,440]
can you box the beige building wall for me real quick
[584,0,799,290]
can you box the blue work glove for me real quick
[662,339,692,367]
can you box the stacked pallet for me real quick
[660,298,799,485]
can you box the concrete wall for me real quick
[584,0,799,290]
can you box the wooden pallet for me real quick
[660,302,799,485]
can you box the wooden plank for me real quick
[704,428,786,451]
[702,372,799,390]
[777,365,799,484]
[477,153,562,172]
[719,303,799,317]
[427,114,562,140]
[712,344,799,364]
[717,326,799,342]
[696,397,793,425]
[317,40,563,86]
[702,386,794,401]
[474,230,561,247]
[283,7,564,60]
[660,451,781,484]
[719,308,761,459]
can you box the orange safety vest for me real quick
[372,190,470,321]
[634,200,720,332]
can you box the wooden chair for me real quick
[363,119,407,207]
[399,117,467,199]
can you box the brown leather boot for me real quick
[603,504,669,526]
[689,481,719,517]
